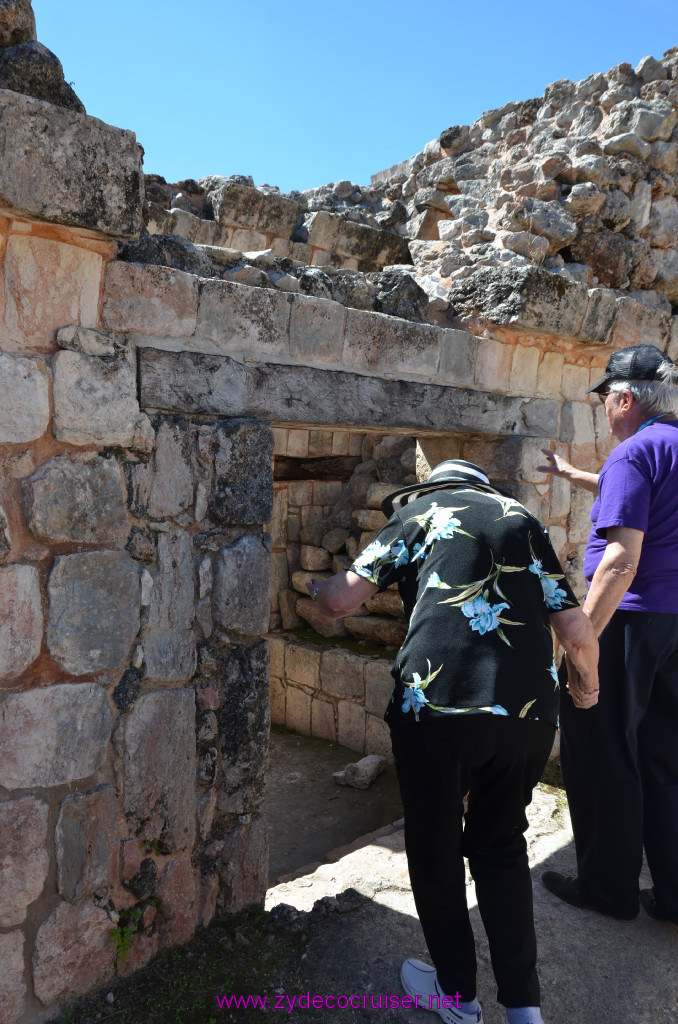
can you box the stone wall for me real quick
[269,635,394,758]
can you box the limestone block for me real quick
[561,363,591,401]
[365,659,395,715]
[337,701,365,753]
[299,545,331,572]
[345,615,406,648]
[24,454,128,545]
[288,293,344,365]
[148,419,194,519]
[509,198,577,251]
[217,815,268,913]
[578,288,618,345]
[474,338,512,392]
[157,856,198,947]
[354,509,387,532]
[196,278,291,358]
[268,635,285,678]
[386,319,441,379]
[0,796,49,926]
[209,420,274,526]
[320,648,365,699]
[270,676,286,725]
[218,641,269,813]
[0,91,142,238]
[643,197,678,249]
[213,533,270,636]
[0,353,50,442]
[0,683,111,789]
[123,689,196,851]
[366,482,398,511]
[605,98,676,141]
[206,180,263,227]
[143,528,196,683]
[601,132,651,159]
[33,902,115,1005]
[257,192,303,237]
[568,486,596,545]
[47,551,140,675]
[612,296,671,349]
[668,317,678,363]
[2,235,101,352]
[102,261,199,337]
[296,597,347,637]
[652,247,678,304]
[52,350,139,447]
[447,266,588,337]
[285,643,321,688]
[365,714,392,758]
[55,786,120,902]
[509,344,540,394]
[0,1,36,48]
[536,350,564,395]
[279,589,302,629]
[0,564,42,679]
[549,473,571,519]
[311,698,336,741]
[365,589,405,620]
[342,307,389,373]
[0,931,26,1024]
[285,685,311,734]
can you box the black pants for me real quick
[388,711,555,1008]
[560,609,678,920]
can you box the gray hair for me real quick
[609,362,678,418]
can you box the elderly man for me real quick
[539,343,678,925]
[307,459,598,1024]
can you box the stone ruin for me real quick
[1,0,678,1017]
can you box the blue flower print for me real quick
[402,685,429,715]
[461,595,509,635]
[549,660,559,685]
[489,705,509,716]
[540,576,568,610]
[425,572,451,591]
[412,542,427,562]
[390,540,409,567]
[529,557,544,576]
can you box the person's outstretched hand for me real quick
[537,448,574,480]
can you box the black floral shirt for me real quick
[349,486,577,727]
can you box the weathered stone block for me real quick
[0,353,50,442]
[0,683,111,789]
[289,293,345,365]
[123,689,196,850]
[578,288,618,345]
[612,296,671,349]
[196,279,291,357]
[148,419,194,519]
[213,533,271,635]
[345,615,406,648]
[0,1,36,48]
[297,598,347,637]
[337,701,366,752]
[0,563,42,679]
[24,453,129,545]
[217,814,268,913]
[448,266,588,337]
[365,589,405,620]
[102,261,199,337]
[0,931,26,1024]
[285,684,311,734]
[56,786,120,902]
[342,307,390,373]
[33,901,115,1005]
[52,350,139,447]
[285,642,320,689]
[561,363,591,402]
[157,856,198,947]
[299,545,331,571]
[3,235,101,352]
[0,90,142,238]
[474,338,512,392]
[311,697,336,742]
[143,528,196,683]
[652,247,678,304]
[47,551,140,675]
[257,192,302,237]
[365,659,395,715]
[218,641,269,813]
[209,420,274,526]
[509,344,540,394]
[605,97,676,142]
[365,714,392,758]
[0,796,49,926]
[320,648,365,699]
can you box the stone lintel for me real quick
[0,89,143,239]
[139,348,560,439]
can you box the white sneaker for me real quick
[400,959,483,1023]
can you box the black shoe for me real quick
[541,871,638,920]
[640,888,678,925]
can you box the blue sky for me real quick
[33,0,678,193]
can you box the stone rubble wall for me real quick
[268,634,394,759]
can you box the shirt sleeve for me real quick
[594,454,651,536]
[532,525,579,611]
[348,512,409,590]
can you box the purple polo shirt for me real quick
[583,420,678,612]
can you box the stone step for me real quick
[344,615,407,648]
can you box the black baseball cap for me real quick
[588,344,673,394]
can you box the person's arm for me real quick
[306,571,378,618]
[537,448,600,495]
[550,606,599,708]
[582,526,644,637]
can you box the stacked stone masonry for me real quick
[1,2,675,1019]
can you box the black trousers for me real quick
[560,609,678,920]
[388,711,555,1008]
